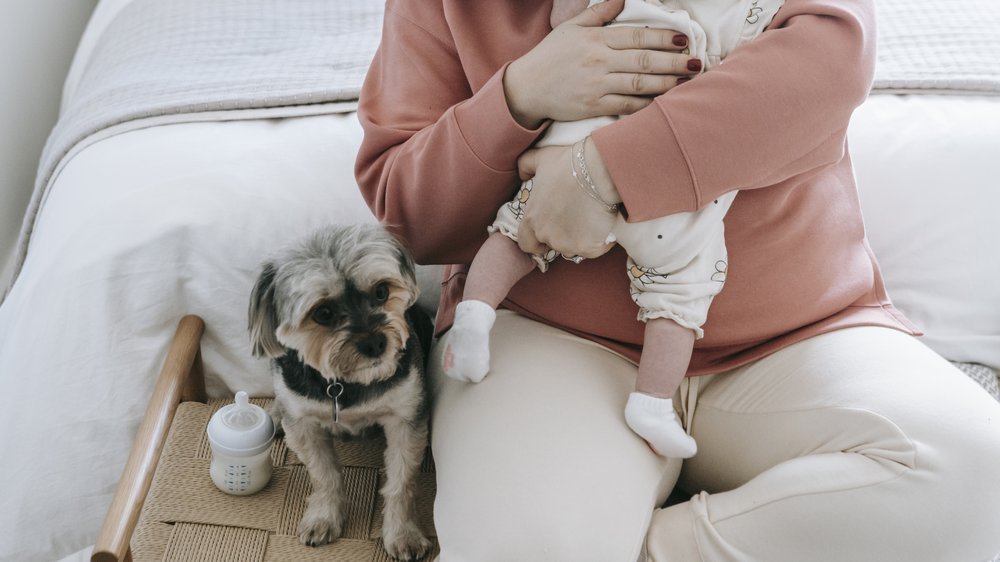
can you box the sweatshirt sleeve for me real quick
[591,0,876,221]
[354,2,547,264]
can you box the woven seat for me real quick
[131,398,438,562]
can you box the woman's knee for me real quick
[433,487,658,562]
[430,383,680,562]
[428,311,680,561]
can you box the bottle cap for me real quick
[206,391,275,457]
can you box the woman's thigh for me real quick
[430,310,680,562]
[649,327,1000,562]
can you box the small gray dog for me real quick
[248,224,433,561]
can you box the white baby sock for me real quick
[441,300,496,383]
[624,392,697,458]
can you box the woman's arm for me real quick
[355,0,695,264]
[354,2,546,265]
[591,0,877,221]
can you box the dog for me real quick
[248,223,434,561]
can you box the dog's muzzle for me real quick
[357,332,387,358]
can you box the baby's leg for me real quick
[463,233,536,308]
[443,233,535,382]
[625,317,698,458]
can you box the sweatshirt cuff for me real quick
[591,105,698,222]
[453,62,549,172]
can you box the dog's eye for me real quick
[311,304,336,326]
[374,282,390,303]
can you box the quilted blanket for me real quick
[872,0,1000,94]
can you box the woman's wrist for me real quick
[570,139,619,214]
[502,60,546,130]
[581,135,622,206]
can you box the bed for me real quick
[0,1,997,561]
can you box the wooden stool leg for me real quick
[91,315,206,562]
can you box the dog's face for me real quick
[248,224,420,385]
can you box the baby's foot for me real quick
[624,392,697,458]
[441,300,496,383]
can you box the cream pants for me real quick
[429,311,1000,561]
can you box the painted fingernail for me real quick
[672,34,688,47]
[687,58,702,72]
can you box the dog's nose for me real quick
[357,333,387,358]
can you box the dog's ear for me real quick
[248,262,285,358]
[390,235,420,309]
[380,224,420,308]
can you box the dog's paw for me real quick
[383,522,432,561]
[267,401,286,438]
[297,505,344,547]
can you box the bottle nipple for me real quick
[223,391,260,430]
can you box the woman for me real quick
[355,1,1000,560]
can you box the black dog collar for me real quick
[275,339,416,417]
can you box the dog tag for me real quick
[326,381,345,423]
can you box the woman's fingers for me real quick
[517,149,538,181]
[605,72,691,97]
[520,219,607,260]
[602,26,688,52]
[608,48,701,76]
[596,49,700,103]
[516,218,550,256]
[595,94,655,116]
[573,239,618,260]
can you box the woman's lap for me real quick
[429,310,678,562]
[430,315,1000,562]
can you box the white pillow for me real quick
[848,94,1000,370]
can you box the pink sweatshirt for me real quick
[355,0,919,375]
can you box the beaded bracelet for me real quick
[571,137,620,214]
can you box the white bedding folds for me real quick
[2,1,999,561]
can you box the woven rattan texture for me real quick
[131,399,438,562]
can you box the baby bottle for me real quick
[207,391,275,495]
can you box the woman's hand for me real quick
[516,142,620,260]
[504,0,698,129]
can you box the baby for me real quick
[443,0,783,458]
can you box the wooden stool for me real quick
[92,315,438,562]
